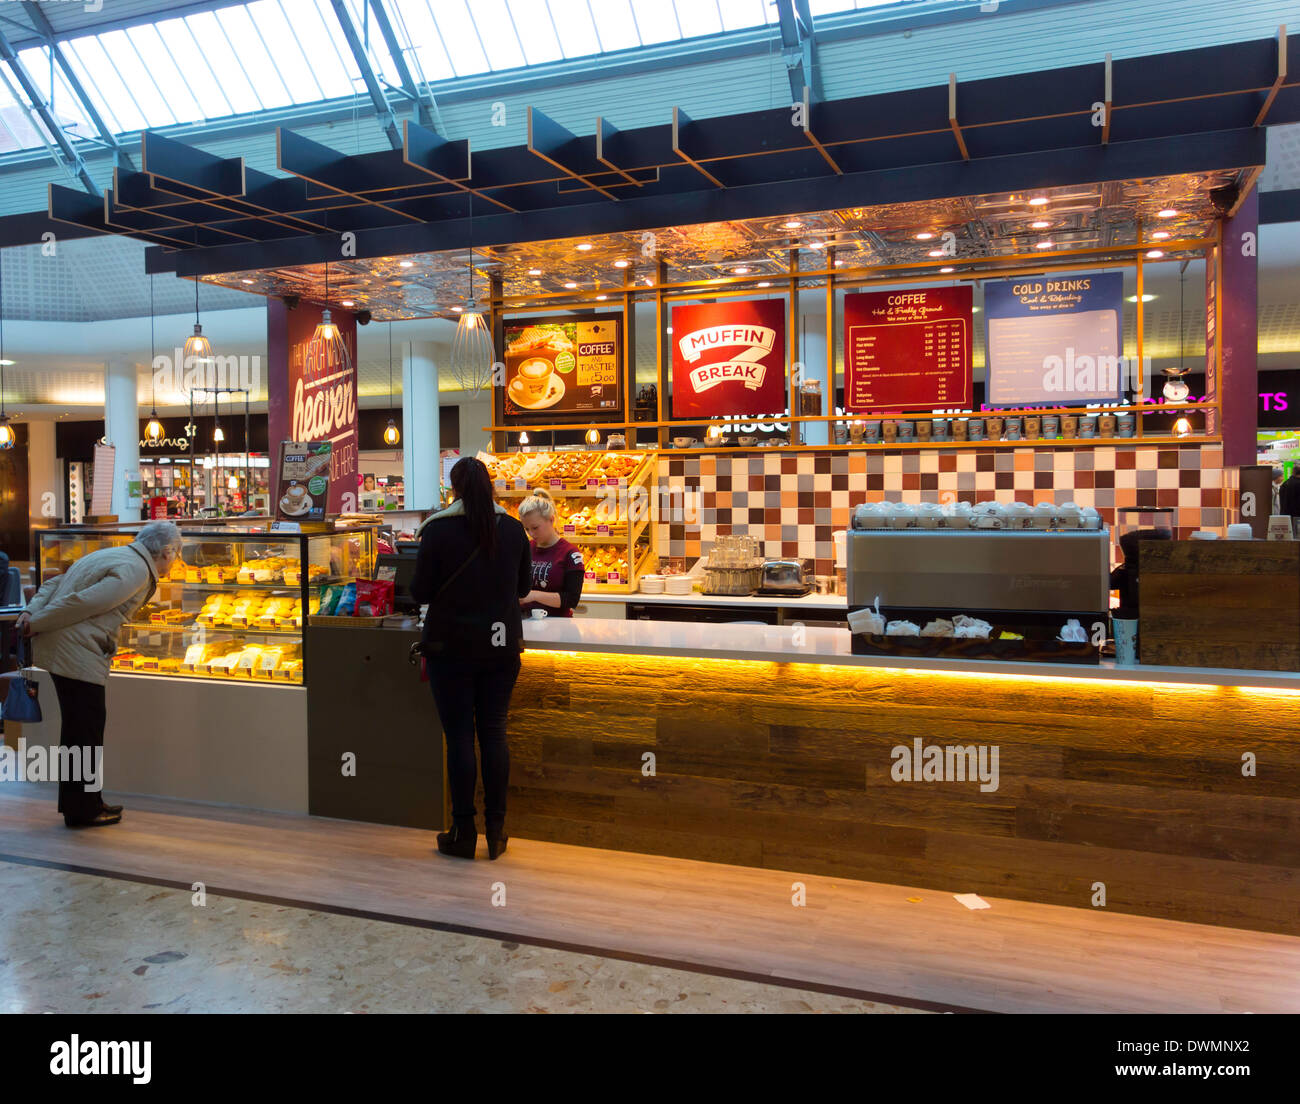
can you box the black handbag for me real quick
[0,637,42,726]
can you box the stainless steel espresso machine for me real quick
[846,527,1110,660]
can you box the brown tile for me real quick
[939,454,958,473]
[781,457,797,475]
[798,507,814,525]
[1156,488,1179,508]
[814,490,833,508]
[920,473,939,490]
[1116,451,1137,470]
[1074,470,1095,489]
[1158,450,1180,469]
[1095,470,1115,489]
[903,473,921,491]
[814,455,831,474]
[1178,469,1200,488]
[749,475,765,492]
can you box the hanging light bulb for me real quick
[383,419,401,446]
[183,279,214,364]
[145,273,163,442]
[307,262,354,377]
[383,323,400,446]
[227,473,239,491]
[213,423,225,443]
[0,416,14,450]
[585,426,601,447]
[1173,416,1193,437]
[450,296,495,392]
[519,430,530,447]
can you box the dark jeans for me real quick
[51,673,107,820]
[428,656,521,834]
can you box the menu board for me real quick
[503,316,621,419]
[275,441,332,523]
[670,298,788,418]
[844,286,972,411]
[984,272,1124,407]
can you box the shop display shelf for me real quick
[125,622,303,636]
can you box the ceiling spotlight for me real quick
[1036,240,1053,249]
[940,266,955,274]
[927,249,944,257]
[528,268,542,276]
[1157,208,1178,218]
[757,281,771,288]
[241,278,255,285]
[577,243,593,251]
[1029,196,1049,206]
[451,305,464,313]
[1151,230,1171,240]
[596,294,608,300]
[1146,249,1165,258]
[399,260,414,268]
[563,281,579,289]
[1126,294,1156,303]
[783,220,803,229]
[808,241,825,250]
[916,232,935,241]
[341,299,355,307]
[613,260,630,268]
[733,266,750,275]
[1031,220,1050,229]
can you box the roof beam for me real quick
[527,106,619,200]
[776,0,822,104]
[367,0,443,134]
[1254,24,1287,126]
[20,0,134,171]
[0,24,98,194]
[328,0,401,150]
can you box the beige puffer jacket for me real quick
[26,542,158,686]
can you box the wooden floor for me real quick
[2,784,1298,1013]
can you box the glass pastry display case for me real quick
[36,524,377,685]
[485,449,657,594]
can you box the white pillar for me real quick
[402,341,441,509]
[104,358,140,520]
[800,313,830,446]
[25,419,61,527]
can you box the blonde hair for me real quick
[519,486,557,522]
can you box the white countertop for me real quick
[580,590,848,608]
[521,618,1300,689]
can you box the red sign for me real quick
[268,298,359,514]
[844,286,972,412]
[670,299,787,418]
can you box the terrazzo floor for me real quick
[0,862,925,1014]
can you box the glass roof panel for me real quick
[95,29,177,127]
[64,35,150,132]
[716,0,771,31]
[182,12,264,114]
[56,37,123,132]
[292,0,363,99]
[343,0,402,88]
[672,0,723,39]
[630,0,680,45]
[394,0,457,82]
[808,0,860,13]
[154,18,234,119]
[467,0,527,71]
[506,0,564,65]
[16,46,95,139]
[214,6,292,109]
[429,0,490,77]
[589,0,640,52]
[123,25,204,126]
[248,1,325,103]
[542,0,601,59]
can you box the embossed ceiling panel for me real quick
[201,171,1238,321]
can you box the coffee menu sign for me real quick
[502,316,621,419]
[267,298,359,514]
[275,441,331,523]
[844,286,972,411]
[670,299,788,418]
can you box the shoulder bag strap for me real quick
[431,545,480,603]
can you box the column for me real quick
[1220,187,1258,468]
[402,341,441,509]
[25,419,61,528]
[104,357,140,520]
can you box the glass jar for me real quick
[800,379,823,417]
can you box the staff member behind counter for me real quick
[517,489,584,617]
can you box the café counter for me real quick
[509,618,1300,935]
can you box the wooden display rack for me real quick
[493,450,658,594]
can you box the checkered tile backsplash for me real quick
[657,444,1231,577]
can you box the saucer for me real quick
[280,494,312,516]
[509,374,566,411]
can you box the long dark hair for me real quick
[449,457,497,556]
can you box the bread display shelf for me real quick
[125,623,303,636]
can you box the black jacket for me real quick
[1280,474,1300,521]
[410,505,532,662]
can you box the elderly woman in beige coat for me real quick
[16,521,181,828]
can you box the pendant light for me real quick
[308,261,354,375]
[1162,261,1190,402]
[383,322,400,446]
[213,389,224,444]
[183,278,214,365]
[145,273,164,443]
[0,256,12,450]
[449,199,496,393]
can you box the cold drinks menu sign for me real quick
[844,286,973,412]
[670,299,788,418]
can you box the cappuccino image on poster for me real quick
[503,317,622,417]
[276,441,331,522]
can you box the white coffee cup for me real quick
[530,608,548,619]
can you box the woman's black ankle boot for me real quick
[486,820,508,860]
[437,821,477,859]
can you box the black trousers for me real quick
[428,657,521,834]
[51,673,107,820]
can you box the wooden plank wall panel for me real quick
[1141,541,1300,671]
[507,651,1300,935]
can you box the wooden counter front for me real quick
[507,645,1300,935]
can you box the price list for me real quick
[844,286,973,412]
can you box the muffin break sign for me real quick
[670,299,788,418]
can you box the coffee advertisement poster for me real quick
[276,441,332,523]
[670,299,788,418]
[502,315,622,420]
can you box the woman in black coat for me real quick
[411,457,531,860]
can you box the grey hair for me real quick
[135,521,182,558]
[1274,467,1286,480]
